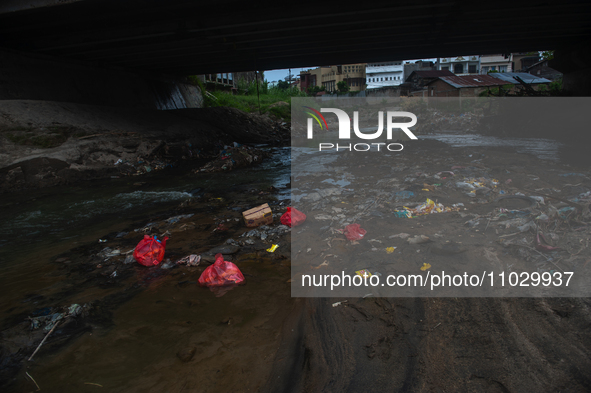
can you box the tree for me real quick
[277,80,290,90]
[336,80,350,93]
[541,50,554,60]
[306,85,325,95]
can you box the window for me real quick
[491,66,496,71]
[469,65,477,73]
[442,66,449,71]
[482,66,489,73]
[499,65,507,72]
[454,64,464,74]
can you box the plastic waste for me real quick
[407,235,430,244]
[176,254,201,266]
[559,173,586,177]
[394,191,414,200]
[456,182,475,190]
[389,233,410,239]
[559,207,575,219]
[344,223,367,241]
[536,214,549,222]
[517,221,536,232]
[133,235,168,266]
[198,253,245,287]
[536,232,560,252]
[280,207,307,227]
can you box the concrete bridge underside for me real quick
[1,0,590,75]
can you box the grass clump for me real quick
[192,76,308,121]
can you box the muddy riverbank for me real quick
[0,100,290,193]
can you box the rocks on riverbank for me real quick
[0,101,290,192]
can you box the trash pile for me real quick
[280,207,307,227]
[196,146,270,172]
[198,253,245,287]
[28,303,91,332]
[133,235,168,266]
[394,198,461,218]
[489,192,591,262]
[239,224,291,244]
[114,156,176,176]
[291,137,591,287]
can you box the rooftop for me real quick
[488,72,552,84]
[432,75,510,88]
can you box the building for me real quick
[423,75,510,97]
[523,59,563,81]
[436,56,480,75]
[487,72,552,91]
[366,61,404,89]
[404,70,455,92]
[512,52,541,71]
[299,69,319,92]
[300,64,366,93]
[197,71,264,92]
[480,54,513,74]
[403,60,436,81]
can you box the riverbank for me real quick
[0,100,290,193]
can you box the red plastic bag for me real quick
[133,235,168,266]
[280,207,307,227]
[343,223,366,241]
[198,253,245,287]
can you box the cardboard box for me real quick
[242,203,273,227]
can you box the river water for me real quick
[0,134,572,391]
[0,147,290,331]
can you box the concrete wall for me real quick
[0,49,203,110]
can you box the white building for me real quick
[480,54,513,74]
[366,61,404,89]
[437,55,480,75]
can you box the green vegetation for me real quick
[541,50,554,60]
[479,84,515,97]
[537,78,562,93]
[306,85,325,95]
[276,80,290,90]
[194,77,307,121]
[336,80,350,94]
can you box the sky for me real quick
[262,59,438,82]
[263,67,312,83]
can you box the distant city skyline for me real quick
[263,59,437,82]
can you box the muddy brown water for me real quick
[2,139,591,392]
[0,147,293,391]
